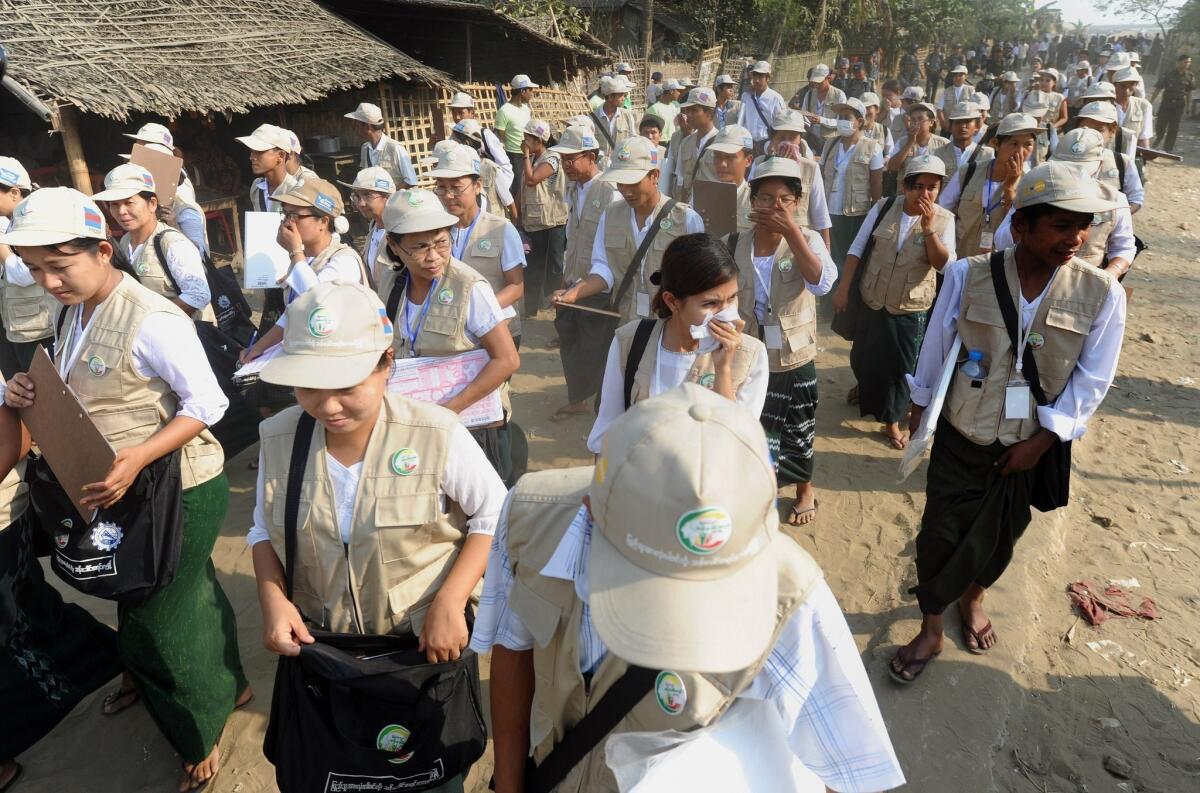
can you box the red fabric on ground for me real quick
[1067,581,1160,626]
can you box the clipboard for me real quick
[130,142,184,208]
[691,179,738,239]
[19,346,116,517]
[243,211,289,289]
[1136,145,1183,163]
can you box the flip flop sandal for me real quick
[846,386,860,405]
[882,429,907,450]
[788,499,819,526]
[0,762,23,793]
[101,686,139,716]
[888,646,941,685]
[550,407,589,422]
[961,620,997,655]
[234,689,255,710]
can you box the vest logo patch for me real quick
[376,724,415,764]
[87,355,107,376]
[676,506,733,555]
[390,448,420,476]
[477,238,493,251]
[778,256,794,272]
[308,307,338,337]
[698,372,716,389]
[655,671,687,715]
[91,521,124,552]
[136,261,151,275]
[437,287,454,305]
[1028,331,1045,350]
[217,295,231,310]
[661,218,674,231]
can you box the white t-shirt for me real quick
[826,142,885,216]
[451,215,527,319]
[846,200,958,259]
[124,233,211,310]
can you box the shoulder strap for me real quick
[856,197,898,265]
[284,412,317,601]
[623,319,656,410]
[750,91,773,135]
[151,230,183,295]
[987,251,1049,406]
[590,109,616,149]
[1114,150,1127,194]
[385,267,408,325]
[527,664,659,793]
[724,231,740,256]
[611,199,678,313]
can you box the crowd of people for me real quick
[0,31,1186,791]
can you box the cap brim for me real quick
[707,144,746,154]
[588,528,779,673]
[1044,194,1120,213]
[601,167,652,185]
[260,349,382,390]
[549,144,590,154]
[3,228,99,247]
[236,135,275,152]
[426,167,477,179]
[386,211,459,235]
[92,187,144,201]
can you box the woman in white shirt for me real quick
[3,187,248,791]
[819,99,885,271]
[589,233,768,453]
[338,166,396,292]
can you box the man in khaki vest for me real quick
[1112,68,1153,158]
[933,101,988,188]
[472,385,905,793]
[891,163,1127,683]
[671,87,720,202]
[589,76,639,159]
[345,102,418,188]
[551,137,704,324]
[714,74,742,129]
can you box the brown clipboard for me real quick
[1136,145,1183,163]
[130,142,184,208]
[19,346,116,517]
[691,179,738,239]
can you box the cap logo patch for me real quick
[676,506,733,555]
[1071,140,1086,154]
[82,206,103,232]
[375,178,391,189]
[87,355,107,376]
[390,448,419,476]
[376,724,414,764]
[140,172,155,188]
[655,671,687,715]
[437,287,454,304]
[1031,179,1047,193]
[307,307,338,337]
[407,192,423,206]
[378,307,393,335]
[314,193,336,213]
[583,135,596,147]
[742,135,753,148]
[616,145,631,161]
[0,168,19,185]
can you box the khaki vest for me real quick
[0,459,28,529]
[933,141,991,191]
[613,318,761,405]
[943,250,1112,446]
[589,107,639,157]
[563,176,615,285]
[1118,97,1149,142]
[954,156,1006,257]
[820,136,881,217]
[1076,181,1125,267]
[391,258,486,359]
[1094,149,1124,194]
[862,120,889,149]
[259,394,468,636]
[504,467,824,793]
[480,157,507,218]
[361,136,411,187]
[62,275,223,488]
[172,187,211,252]
[858,199,953,314]
[124,222,186,301]
[359,224,388,288]
[734,181,753,232]
[309,241,368,286]
[457,210,521,338]
[249,171,302,213]
[522,151,569,231]
[603,195,693,324]
[733,230,820,371]
[892,134,950,176]
[2,268,58,343]
[678,129,720,200]
[715,99,742,129]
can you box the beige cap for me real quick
[511,74,539,90]
[770,108,807,133]
[1014,161,1118,212]
[1111,67,1140,84]
[93,163,157,201]
[949,64,969,75]
[1000,71,1020,82]
[260,281,394,390]
[662,78,683,92]
[1039,67,1060,82]
[275,177,345,217]
[751,60,773,75]
[715,74,737,86]
[448,92,476,109]
[550,125,600,154]
[426,142,481,179]
[1075,60,1091,71]
[907,101,939,117]
[1083,81,1117,99]
[451,118,484,143]
[568,113,596,132]
[123,122,174,149]
[680,87,717,109]
[337,166,397,194]
[599,76,629,97]
[1054,127,1105,163]
[420,140,458,168]
[1106,52,1131,72]
[523,118,552,142]
[995,113,1045,137]
[1128,51,1141,63]
[707,124,753,154]
[281,128,303,155]
[601,136,662,184]
[1077,101,1118,124]
[588,384,784,673]
[1,187,107,246]
[345,102,385,126]
[859,91,881,108]
[903,153,947,179]
[0,157,32,190]
[1021,89,1051,117]
[236,123,293,152]
[901,86,925,101]
[834,98,867,118]
[946,101,982,121]
[749,155,804,183]
[808,63,830,82]
[971,91,991,110]
[383,189,457,235]
[615,62,633,74]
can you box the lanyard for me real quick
[1013,268,1057,375]
[751,251,775,320]
[982,161,1004,222]
[57,305,83,380]
[402,275,438,357]
[451,211,482,260]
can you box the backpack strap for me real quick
[151,230,183,296]
[623,319,656,411]
[987,251,1048,406]
[284,412,317,601]
[611,200,677,314]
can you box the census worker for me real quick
[2,187,250,791]
[738,61,787,155]
[890,85,925,144]
[448,91,511,183]
[1067,60,1094,110]
[835,155,956,450]
[496,75,539,181]
[1112,68,1153,159]
[92,164,214,320]
[1072,101,1144,212]
[345,102,417,188]
[860,92,896,158]
[971,92,992,138]
[338,166,396,289]
[934,101,990,189]
[551,137,704,326]
[546,126,618,422]
[0,158,57,379]
[791,63,847,155]
[120,123,211,256]
[645,79,683,143]
[672,86,720,201]
[519,119,568,319]
[379,188,520,481]
[990,71,1024,120]
[239,123,304,213]
[730,156,837,526]
[588,233,767,452]
[425,141,526,344]
[281,127,321,185]
[705,124,756,231]
[1036,68,1069,130]
[937,64,974,129]
[477,384,905,793]
[820,98,885,269]
[887,102,948,177]
[714,74,742,129]
[891,163,1126,683]
[448,122,519,222]
[748,110,834,249]
[589,76,639,159]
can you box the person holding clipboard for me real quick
[2,187,249,791]
[379,189,520,481]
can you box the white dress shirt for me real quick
[846,200,958,259]
[123,234,211,310]
[588,203,707,290]
[991,203,1135,263]
[363,134,418,188]
[748,234,838,323]
[0,217,34,287]
[275,247,366,327]
[906,256,1126,441]
[482,128,513,185]
[737,88,787,142]
[451,215,526,319]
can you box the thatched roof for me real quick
[1,0,452,121]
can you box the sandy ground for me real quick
[13,122,1200,792]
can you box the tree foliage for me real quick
[1096,0,1177,38]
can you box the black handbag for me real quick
[152,231,256,346]
[25,449,184,605]
[830,196,897,342]
[988,252,1072,512]
[262,413,487,792]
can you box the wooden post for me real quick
[56,105,92,195]
[642,0,654,61]
[464,22,473,82]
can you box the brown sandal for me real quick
[961,619,997,655]
[888,645,941,685]
[101,685,139,716]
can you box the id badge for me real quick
[979,230,995,252]
[764,323,784,350]
[635,291,651,318]
[1005,380,1031,419]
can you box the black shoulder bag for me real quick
[987,252,1072,512]
[831,196,898,342]
[263,413,487,793]
[590,109,616,151]
[610,200,677,315]
[152,231,255,346]
[622,319,657,410]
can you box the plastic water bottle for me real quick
[960,349,987,381]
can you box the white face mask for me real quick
[689,301,740,351]
[837,119,858,137]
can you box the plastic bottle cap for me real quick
[968,350,984,361]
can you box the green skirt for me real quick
[1,509,121,759]
[759,362,818,486]
[850,306,926,424]
[118,472,248,764]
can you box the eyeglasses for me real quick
[397,237,451,258]
[350,192,384,204]
[433,184,474,198]
[752,194,798,207]
[283,211,320,221]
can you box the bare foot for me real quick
[0,761,22,791]
[846,385,859,405]
[787,484,818,526]
[551,401,591,421]
[958,586,998,653]
[101,672,138,716]
[180,743,220,792]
